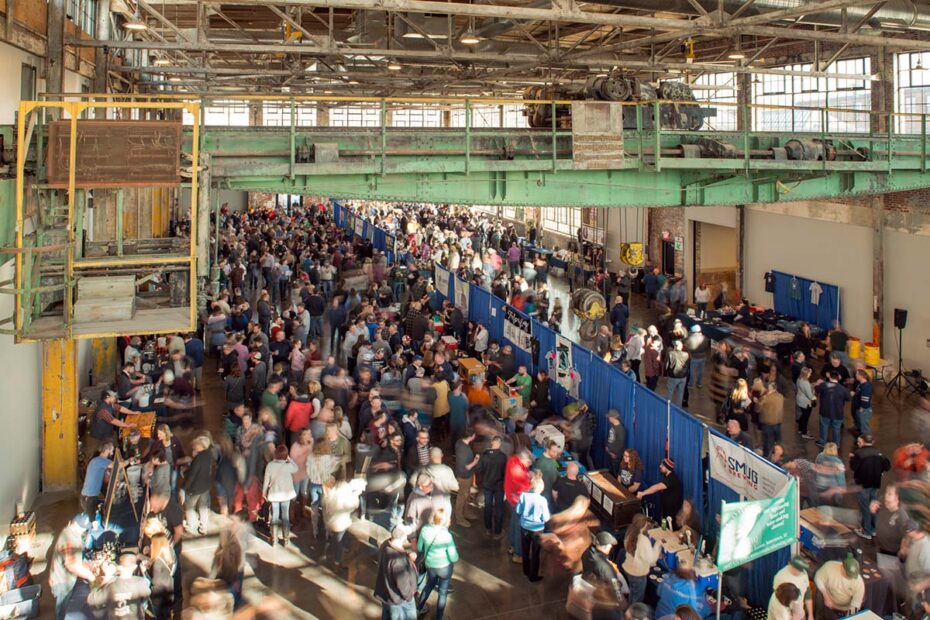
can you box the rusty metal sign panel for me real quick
[47,120,182,188]
[571,102,624,170]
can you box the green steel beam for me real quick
[188,124,930,207]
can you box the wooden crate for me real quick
[458,357,486,384]
[491,385,522,417]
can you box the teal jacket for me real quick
[417,524,459,569]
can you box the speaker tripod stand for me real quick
[888,326,921,397]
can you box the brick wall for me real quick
[647,207,685,275]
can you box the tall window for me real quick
[391,106,442,127]
[691,72,738,131]
[450,105,525,128]
[329,106,380,127]
[540,207,581,237]
[182,101,250,126]
[752,58,871,132]
[896,52,930,133]
[262,103,317,126]
[66,0,97,37]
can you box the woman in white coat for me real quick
[263,444,298,546]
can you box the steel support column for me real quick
[94,0,111,118]
[90,337,119,385]
[42,339,77,491]
[46,0,65,109]
[872,195,884,350]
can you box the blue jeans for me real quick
[761,423,781,458]
[667,377,686,406]
[690,358,706,387]
[855,407,873,437]
[295,479,310,498]
[271,500,291,529]
[507,502,522,555]
[417,563,453,620]
[392,281,405,302]
[320,280,333,298]
[382,600,417,620]
[309,316,323,340]
[483,489,504,535]
[627,573,647,604]
[309,483,324,506]
[858,487,880,536]
[819,417,843,445]
[325,529,347,564]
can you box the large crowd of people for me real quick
[46,198,930,620]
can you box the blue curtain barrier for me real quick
[771,270,840,332]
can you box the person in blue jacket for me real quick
[655,558,709,620]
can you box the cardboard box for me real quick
[458,357,486,384]
[491,385,522,417]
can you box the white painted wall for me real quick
[883,229,930,371]
[682,206,738,300]
[0,261,42,534]
[743,206,874,346]
[0,42,43,124]
[699,222,738,270]
[180,188,248,213]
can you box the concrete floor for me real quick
[25,271,929,619]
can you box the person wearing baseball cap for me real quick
[813,553,865,619]
[49,513,96,617]
[637,457,684,520]
[374,523,418,618]
[582,530,625,614]
[773,555,813,620]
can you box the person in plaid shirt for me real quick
[49,514,95,618]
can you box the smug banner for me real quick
[708,432,789,500]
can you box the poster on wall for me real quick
[708,433,789,500]
[717,478,798,572]
[554,334,574,390]
[503,305,532,352]
[455,279,469,317]
[354,217,365,237]
[434,266,451,299]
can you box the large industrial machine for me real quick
[523,72,715,130]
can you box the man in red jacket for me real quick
[504,450,533,563]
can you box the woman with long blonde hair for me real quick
[146,532,176,620]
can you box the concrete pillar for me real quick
[317,105,329,127]
[196,153,212,304]
[442,109,452,127]
[42,340,78,491]
[736,73,752,131]
[46,0,65,109]
[248,102,263,126]
[93,0,111,118]
[870,50,895,134]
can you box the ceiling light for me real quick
[402,31,424,39]
[153,58,171,67]
[324,90,333,94]
[348,80,360,85]
[460,30,481,45]
[728,52,746,60]
[387,61,402,71]
[168,76,181,82]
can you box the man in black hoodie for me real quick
[850,434,890,541]
[476,435,507,537]
[374,524,419,619]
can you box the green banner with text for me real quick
[716,478,798,572]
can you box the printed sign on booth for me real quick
[708,433,788,500]
[717,478,798,572]
[503,305,532,352]
[455,280,469,317]
[434,267,450,300]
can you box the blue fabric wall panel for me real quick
[629,386,669,493]
[489,296,505,345]
[667,405,705,527]
[470,285,492,329]
[771,270,840,331]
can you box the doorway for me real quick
[662,240,676,276]
[693,221,738,304]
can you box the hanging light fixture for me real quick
[123,7,148,31]
[460,1,481,45]
[387,60,403,71]
[153,57,171,67]
[728,36,745,60]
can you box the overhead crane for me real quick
[3,93,930,491]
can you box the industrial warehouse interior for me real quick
[5,0,930,619]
